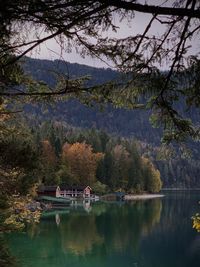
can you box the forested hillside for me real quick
[23,57,161,142]
[23,57,200,188]
[30,122,162,193]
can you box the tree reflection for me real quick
[60,214,103,255]
[58,199,162,256]
[0,236,16,267]
[95,199,162,253]
[5,199,163,266]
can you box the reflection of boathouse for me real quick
[38,185,92,199]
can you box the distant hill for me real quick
[23,57,161,144]
[22,57,200,188]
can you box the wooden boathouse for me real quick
[37,185,92,199]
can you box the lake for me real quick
[5,191,200,267]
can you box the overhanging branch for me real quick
[101,0,200,18]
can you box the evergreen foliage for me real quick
[1,1,200,142]
[32,121,162,193]
[22,58,200,189]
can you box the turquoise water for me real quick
[6,191,200,267]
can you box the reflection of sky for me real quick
[26,7,199,70]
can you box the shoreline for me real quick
[124,194,165,200]
[161,188,200,191]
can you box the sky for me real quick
[27,2,199,70]
[27,11,160,68]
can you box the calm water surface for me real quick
[6,191,200,267]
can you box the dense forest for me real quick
[1,118,162,211]
[22,57,200,188]
[3,56,198,237]
[29,121,162,193]
[1,1,200,266]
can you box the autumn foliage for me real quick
[141,157,162,193]
[41,140,57,166]
[192,213,200,232]
[62,142,104,186]
[38,129,162,192]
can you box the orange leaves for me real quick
[62,142,104,185]
[41,140,56,166]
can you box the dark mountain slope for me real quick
[23,57,161,144]
[22,57,200,188]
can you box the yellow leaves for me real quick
[192,213,200,232]
[4,214,25,230]
[10,169,21,177]
[141,156,162,192]
[0,167,20,178]
[3,196,41,231]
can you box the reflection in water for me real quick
[60,214,103,255]
[0,236,16,267]
[5,192,200,267]
[96,199,162,253]
[55,214,60,226]
[83,200,92,213]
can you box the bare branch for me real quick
[123,14,157,64]
[161,0,197,96]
